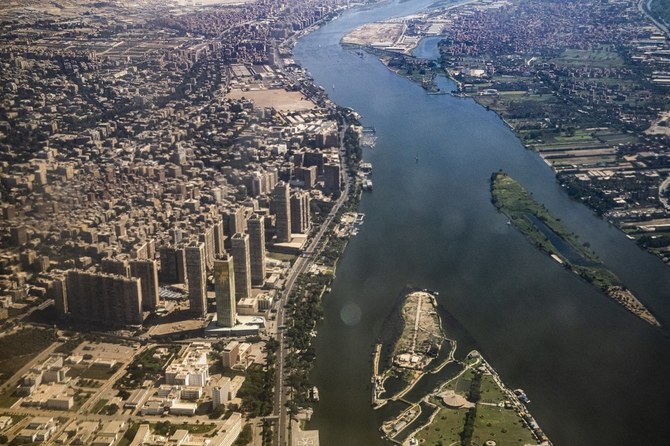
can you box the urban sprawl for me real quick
[1,0,670,445]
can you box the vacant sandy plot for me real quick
[395,291,442,355]
[342,22,405,48]
[74,341,137,363]
[646,111,670,136]
[227,88,316,111]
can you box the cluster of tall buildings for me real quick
[50,180,310,327]
[0,0,345,331]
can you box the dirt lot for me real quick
[341,22,405,47]
[227,88,316,111]
[395,291,442,355]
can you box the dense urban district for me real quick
[0,0,371,444]
[0,0,669,445]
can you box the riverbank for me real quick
[491,171,660,328]
[294,0,670,443]
[342,0,670,268]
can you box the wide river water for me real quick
[293,1,670,445]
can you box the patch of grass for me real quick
[471,404,536,445]
[91,398,109,414]
[115,345,180,390]
[81,366,117,381]
[479,373,507,405]
[415,407,465,445]
[0,328,57,386]
[0,392,18,408]
[555,48,625,68]
[117,423,140,446]
[55,338,82,355]
[151,421,216,436]
[72,391,91,410]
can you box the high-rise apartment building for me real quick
[130,259,159,311]
[290,190,311,234]
[231,233,251,300]
[324,163,341,193]
[247,215,266,287]
[272,182,291,242]
[101,258,130,277]
[214,255,236,328]
[159,246,187,284]
[185,242,207,317]
[64,270,142,325]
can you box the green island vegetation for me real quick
[490,172,600,266]
[381,53,442,92]
[376,290,446,399]
[376,290,544,444]
[415,359,538,446]
[490,171,659,327]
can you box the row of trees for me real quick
[460,371,483,445]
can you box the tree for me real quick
[234,423,253,445]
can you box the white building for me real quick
[165,343,210,388]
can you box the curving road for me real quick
[638,0,670,36]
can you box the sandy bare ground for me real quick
[227,88,316,111]
[341,22,405,48]
[395,291,442,356]
[646,111,670,136]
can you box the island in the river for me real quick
[373,289,551,446]
[491,171,660,328]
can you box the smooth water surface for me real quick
[294,1,670,445]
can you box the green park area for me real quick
[0,328,57,407]
[0,328,57,386]
[555,48,625,68]
[115,345,181,391]
[415,363,537,446]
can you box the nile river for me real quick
[293,1,670,445]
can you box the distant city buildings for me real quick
[0,0,351,329]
